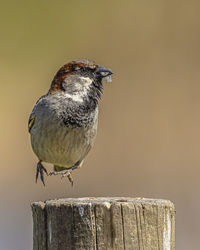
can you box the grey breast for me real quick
[30,94,98,167]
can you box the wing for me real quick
[28,111,36,133]
[28,94,47,133]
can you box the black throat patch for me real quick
[60,79,101,128]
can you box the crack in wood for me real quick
[120,204,126,250]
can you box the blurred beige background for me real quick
[0,0,200,249]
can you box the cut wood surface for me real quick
[32,197,175,250]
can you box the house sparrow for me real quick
[28,59,113,185]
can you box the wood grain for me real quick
[32,197,175,250]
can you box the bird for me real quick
[28,59,113,186]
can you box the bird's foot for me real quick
[49,170,73,186]
[36,161,48,186]
[48,161,82,186]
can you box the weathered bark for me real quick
[32,197,175,250]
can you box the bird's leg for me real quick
[49,160,82,186]
[49,169,74,186]
[49,160,82,176]
[36,161,48,186]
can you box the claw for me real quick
[36,161,48,186]
[48,160,81,186]
[49,169,74,186]
[67,174,74,187]
[61,171,74,186]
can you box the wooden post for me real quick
[32,197,175,250]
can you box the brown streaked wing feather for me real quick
[28,95,46,133]
[28,113,35,133]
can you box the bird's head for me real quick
[49,59,113,101]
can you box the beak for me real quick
[95,66,113,78]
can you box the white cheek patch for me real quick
[79,76,93,87]
[65,77,93,102]
[79,77,93,97]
